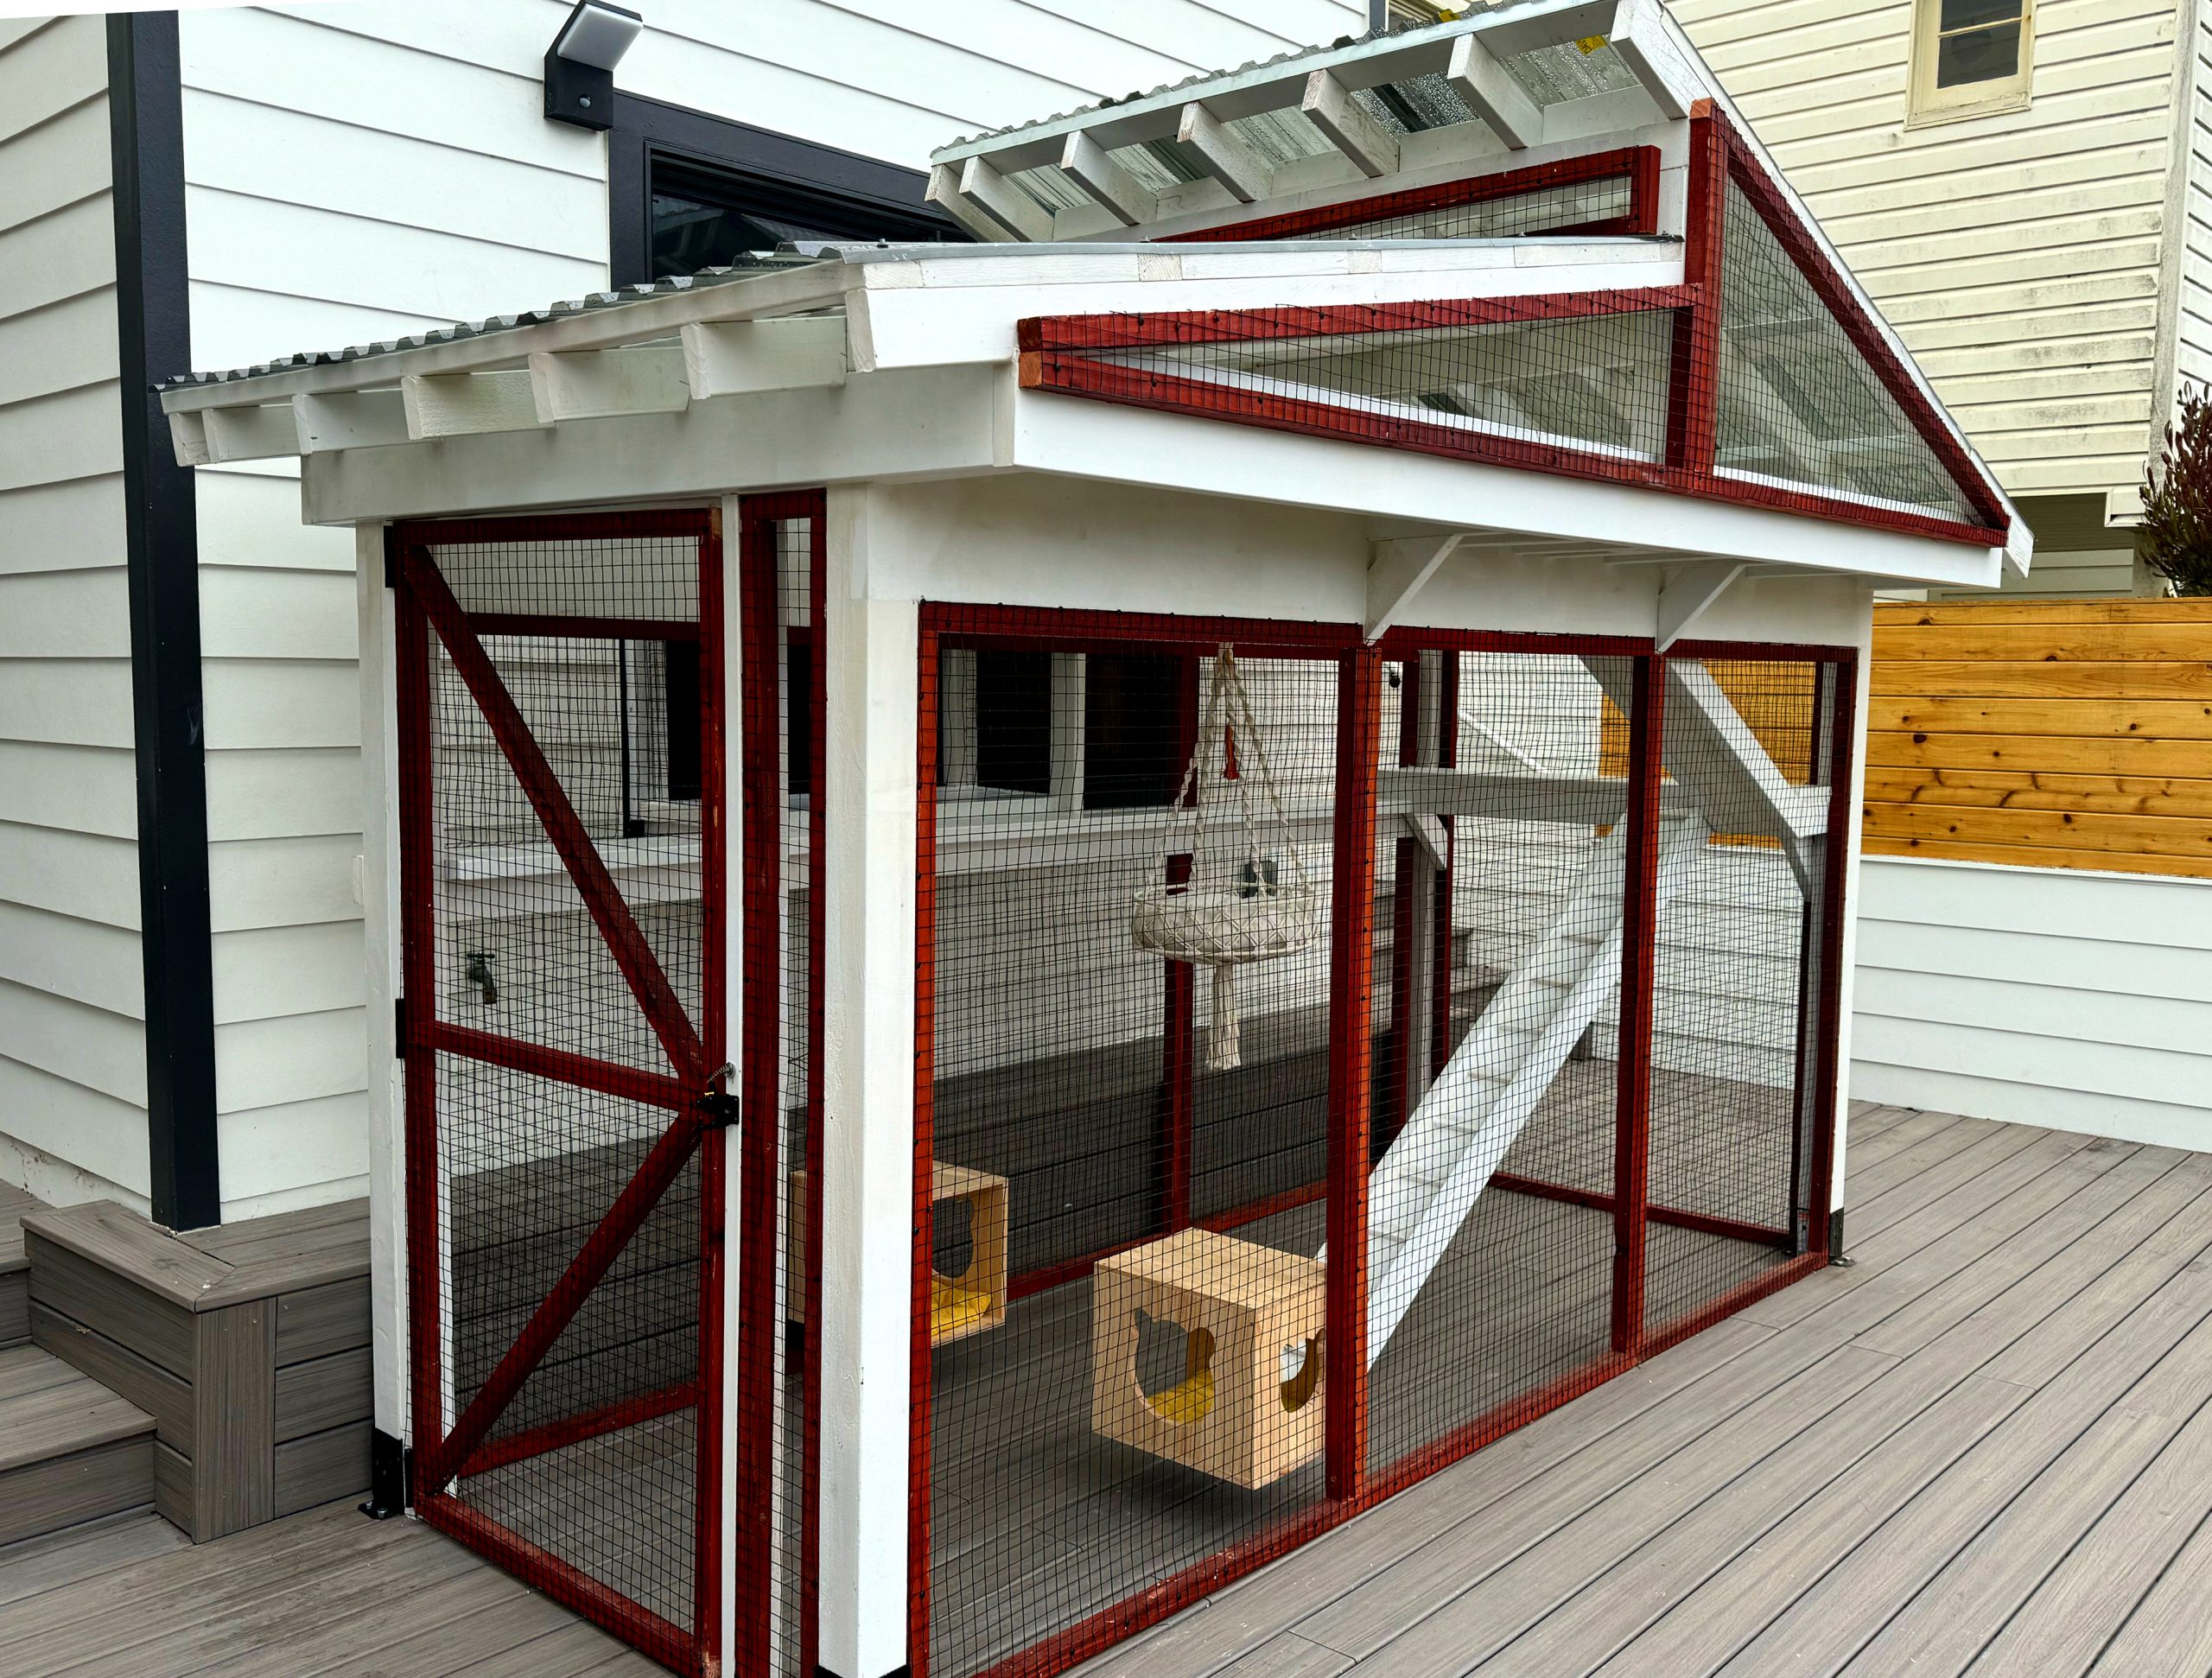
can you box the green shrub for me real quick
[2139,385,2212,596]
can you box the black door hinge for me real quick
[382,529,401,590]
[393,995,407,1058]
[696,1090,742,1129]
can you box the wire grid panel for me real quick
[407,518,721,1671]
[1642,657,1834,1330]
[1713,178,1980,525]
[1071,305,1679,467]
[920,624,1343,1678]
[741,500,826,1678]
[1366,649,1623,1475]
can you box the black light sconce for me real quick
[544,0,643,131]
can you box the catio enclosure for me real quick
[156,5,2027,1675]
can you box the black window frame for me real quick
[607,92,964,287]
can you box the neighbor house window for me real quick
[1909,0,2033,124]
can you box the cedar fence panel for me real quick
[1865,600,2212,880]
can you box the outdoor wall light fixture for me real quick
[544,0,643,131]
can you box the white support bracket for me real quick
[1445,33,1543,150]
[1302,69,1398,179]
[401,371,544,441]
[1656,557,1747,651]
[1177,102,1269,203]
[925,163,1016,244]
[682,317,849,399]
[1059,130,1156,227]
[950,156,1053,243]
[1366,531,1464,641]
[168,410,210,467]
[294,391,410,454]
[1404,812,1451,868]
[529,345,690,423]
[1607,0,1701,121]
[201,403,302,464]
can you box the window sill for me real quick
[1904,90,2032,130]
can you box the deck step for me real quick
[0,1344,155,1548]
[0,1179,32,1348]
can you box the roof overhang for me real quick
[156,240,2007,592]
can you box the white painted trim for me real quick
[1655,558,1745,651]
[401,371,543,441]
[528,346,690,424]
[956,155,1052,243]
[1365,531,1464,640]
[1059,130,1155,228]
[295,391,409,454]
[816,489,917,1678]
[681,317,847,398]
[354,521,408,1444]
[1178,102,1268,203]
[1446,32,1542,150]
[1302,69,1398,179]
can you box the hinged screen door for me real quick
[392,511,728,1675]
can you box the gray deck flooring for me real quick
[8,1103,2212,1675]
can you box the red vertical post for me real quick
[732,508,785,1674]
[909,626,941,1678]
[393,552,446,1490]
[1610,654,1665,1358]
[694,512,730,1670]
[1325,645,1381,1505]
[1667,110,1726,478]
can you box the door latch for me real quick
[696,1062,741,1130]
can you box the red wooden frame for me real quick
[1022,116,2010,553]
[1162,146,1662,245]
[1610,653,1663,1357]
[905,603,1854,1678]
[394,509,728,1678]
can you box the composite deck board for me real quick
[15,1108,2212,1675]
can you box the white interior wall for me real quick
[0,16,150,1213]
[1853,856,2212,1153]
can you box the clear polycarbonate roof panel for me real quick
[1278,174,1636,241]
[1088,307,1676,461]
[1715,181,1980,523]
[1502,38,1642,104]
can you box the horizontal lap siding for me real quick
[1673,0,2181,502]
[0,17,148,1210]
[1865,600,2212,877]
[1853,855,2212,1147]
[2177,0,2212,393]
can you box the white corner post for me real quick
[355,523,410,1455]
[817,486,918,1678]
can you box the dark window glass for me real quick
[1084,655,1183,810]
[648,153,958,281]
[974,651,1052,797]
[1936,21,2021,86]
[664,639,701,800]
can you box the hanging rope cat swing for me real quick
[1132,645,1319,1071]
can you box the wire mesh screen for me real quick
[1714,180,1980,524]
[1643,657,1837,1331]
[1367,648,1622,1476]
[402,516,721,1672]
[1290,174,1636,240]
[921,625,1342,1677]
[1072,307,1676,466]
[747,502,825,1677]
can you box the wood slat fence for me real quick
[1866,599,2212,880]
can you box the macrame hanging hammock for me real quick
[1132,645,1319,1071]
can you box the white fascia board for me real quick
[851,244,1684,373]
[299,363,1001,527]
[928,0,1623,175]
[1005,388,2005,590]
[162,262,857,417]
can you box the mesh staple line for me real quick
[902,604,1853,1678]
[394,510,729,1677]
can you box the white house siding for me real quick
[1673,0,2184,507]
[160,0,1363,1217]
[1853,855,2212,1150]
[2177,0,2212,394]
[0,16,149,1212]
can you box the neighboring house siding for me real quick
[1853,855,2212,1150]
[2173,0,2212,395]
[1674,0,2183,506]
[0,16,149,1211]
[155,0,1361,1216]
